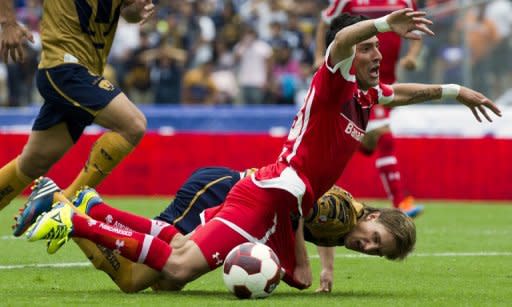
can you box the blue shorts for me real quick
[155,167,242,234]
[34,64,122,142]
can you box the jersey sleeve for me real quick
[321,0,350,25]
[313,42,357,107]
[375,82,395,105]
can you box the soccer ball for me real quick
[223,242,281,299]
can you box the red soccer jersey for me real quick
[277,46,394,215]
[321,0,417,83]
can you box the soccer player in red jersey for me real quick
[314,0,425,217]
[26,9,500,292]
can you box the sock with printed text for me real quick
[63,132,135,199]
[88,202,180,243]
[71,214,171,271]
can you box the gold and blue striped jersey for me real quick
[39,0,124,75]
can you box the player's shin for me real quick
[72,214,171,271]
[87,202,180,243]
[0,157,33,210]
[63,132,134,199]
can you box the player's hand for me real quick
[139,0,155,25]
[457,86,502,122]
[0,21,34,63]
[399,55,417,70]
[293,263,312,289]
[315,269,333,293]
[386,8,434,40]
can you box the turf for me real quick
[1,197,511,306]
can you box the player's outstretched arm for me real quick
[0,0,34,63]
[389,83,502,122]
[329,8,434,65]
[315,246,335,293]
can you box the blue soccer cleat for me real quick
[12,177,63,237]
[72,187,103,215]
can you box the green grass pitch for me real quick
[1,197,511,306]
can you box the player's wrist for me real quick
[441,84,461,99]
[374,16,391,33]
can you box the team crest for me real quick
[99,79,115,91]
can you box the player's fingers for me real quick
[412,17,433,25]
[414,24,435,36]
[15,46,25,63]
[9,47,18,62]
[477,105,492,122]
[23,29,35,43]
[483,100,502,117]
[469,106,481,122]
[315,287,329,293]
[406,10,426,17]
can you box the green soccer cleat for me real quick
[46,238,68,254]
[26,202,73,245]
[72,187,103,215]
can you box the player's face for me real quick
[354,36,382,90]
[344,212,396,257]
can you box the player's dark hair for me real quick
[363,206,416,261]
[325,14,370,47]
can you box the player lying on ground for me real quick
[23,8,500,294]
[14,168,415,292]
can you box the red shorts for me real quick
[367,104,392,131]
[191,176,297,277]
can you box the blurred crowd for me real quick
[1,0,511,106]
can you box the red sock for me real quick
[375,132,405,207]
[88,203,180,243]
[71,214,171,271]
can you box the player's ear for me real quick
[365,211,381,221]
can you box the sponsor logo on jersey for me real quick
[344,122,365,142]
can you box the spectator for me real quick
[269,40,300,105]
[234,25,273,104]
[182,58,218,104]
[144,45,186,104]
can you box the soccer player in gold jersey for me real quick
[0,0,154,212]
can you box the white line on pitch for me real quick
[0,252,511,270]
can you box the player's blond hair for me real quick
[364,206,416,261]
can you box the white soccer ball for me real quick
[223,242,281,299]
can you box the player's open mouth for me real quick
[369,66,379,78]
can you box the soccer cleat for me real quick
[398,196,424,218]
[12,177,64,237]
[46,238,67,255]
[26,202,73,244]
[72,187,103,215]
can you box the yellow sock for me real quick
[0,157,33,210]
[74,238,137,292]
[63,132,134,199]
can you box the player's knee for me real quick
[19,150,61,177]
[165,256,196,283]
[122,115,147,145]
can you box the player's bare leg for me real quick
[63,93,146,199]
[0,123,73,210]
[160,239,211,288]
